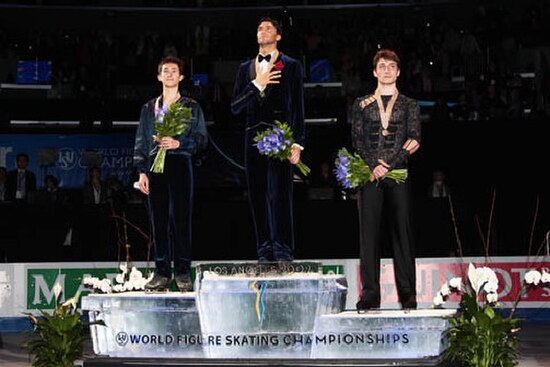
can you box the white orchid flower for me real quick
[469,264,498,293]
[52,282,63,301]
[468,263,481,293]
[136,278,148,290]
[449,277,462,290]
[477,267,498,286]
[541,270,550,284]
[112,284,124,293]
[62,290,81,309]
[119,263,128,274]
[484,280,499,294]
[129,267,143,282]
[82,276,99,286]
[115,273,125,284]
[486,292,498,304]
[525,270,542,285]
[99,279,112,293]
[92,278,102,289]
[433,293,445,306]
[439,283,451,296]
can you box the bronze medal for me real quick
[374,89,399,137]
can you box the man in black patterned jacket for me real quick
[351,49,420,311]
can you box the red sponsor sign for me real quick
[358,257,550,307]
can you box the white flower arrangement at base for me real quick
[83,264,154,293]
[434,263,550,367]
[524,269,550,286]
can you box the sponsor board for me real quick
[0,257,548,325]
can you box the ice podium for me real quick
[82,262,455,366]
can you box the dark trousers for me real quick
[148,155,193,277]
[357,179,416,302]
[245,131,294,261]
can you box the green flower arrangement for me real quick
[151,100,192,173]
[26,283,103,367]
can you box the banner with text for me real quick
[0,133,135,189]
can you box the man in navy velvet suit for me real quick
[231,17,305,262]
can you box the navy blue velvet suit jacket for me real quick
[230,53,305,147]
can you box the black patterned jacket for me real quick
[351,93,421,170]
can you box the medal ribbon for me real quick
[374,89,399,134]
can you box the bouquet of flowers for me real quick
[333,148,407,189]
[151,100,192,173]
[433,264,550,367]
[253,120,310,176]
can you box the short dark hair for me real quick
[157,56,184,75]
[373,49,400,69]
[257,17,282,35]
[16,153,29,161]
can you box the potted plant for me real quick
[26,283,103,367]
[434,263,550,367]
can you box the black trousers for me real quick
[357,179,416,302]
[245,130,294,261]
[148,154,193,277]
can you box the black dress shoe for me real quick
[401,295,417,310]
[174,274,193,292]
[144,274,171,291]
[356,298,381,313]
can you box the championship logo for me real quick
[115,331,129,346]
[57,148,77,170]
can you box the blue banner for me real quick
[0,133,135,189]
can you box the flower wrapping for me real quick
[253,120,310,176]
[150,100,192,173]
[333,147,407,189]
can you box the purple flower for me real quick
[156,106,168,123]
[334,152,352,189]
[256,131,285,155]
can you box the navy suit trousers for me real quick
[148,155,193,277]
